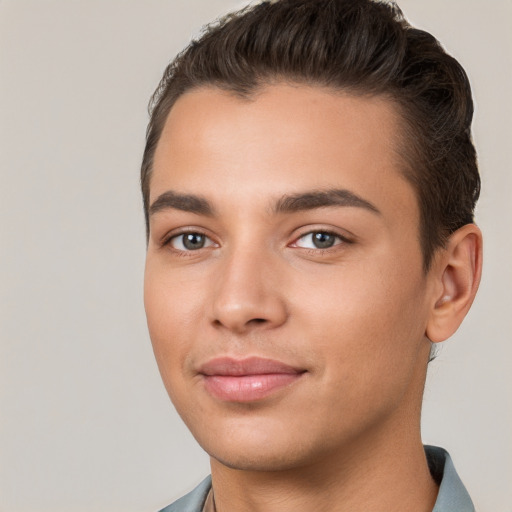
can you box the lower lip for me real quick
[202,373,303,402]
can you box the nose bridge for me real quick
[211,239,287,332]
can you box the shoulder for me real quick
[158,476,212,512]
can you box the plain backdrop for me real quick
[1,1,511,511]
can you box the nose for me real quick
[210,247,288,334]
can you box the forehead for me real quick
[151,84,416,223]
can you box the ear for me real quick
[426,224,483,343]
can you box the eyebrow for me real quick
[149,191,214,217]
[273,189,380,215]
[148,188,380,218]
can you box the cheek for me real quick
[294,259,428,395]
[144,265,205,389]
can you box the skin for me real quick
[144,84,482,512]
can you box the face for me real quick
[144,84,436,471]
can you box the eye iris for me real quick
[183,233,205,250]
[313,232,335,249]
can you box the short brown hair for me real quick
[141,0,480,271]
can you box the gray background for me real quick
[1,1,510,511]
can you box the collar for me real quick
[425,445,475,512]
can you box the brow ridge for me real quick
[149,188,380,218]
[149,191,214,216]
[273,189,380,215]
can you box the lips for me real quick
[198,356,305,402]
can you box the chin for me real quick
[208,445,314,472]
[194,421,333,473]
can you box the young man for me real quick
[142,0,482,510]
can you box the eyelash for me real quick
[161,229,217,254]
[292,230,351,253]
[161,228,352,255]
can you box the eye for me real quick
[294,231,344,250]
[168,232,215,251]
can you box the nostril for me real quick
[212,316,268,331]
[211,317,267,331]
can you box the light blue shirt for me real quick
[159,445,474,512]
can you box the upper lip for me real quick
[198,356,304,376]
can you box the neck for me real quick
[210,423,437,512]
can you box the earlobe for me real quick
[426,224,483,343]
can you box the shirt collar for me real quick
[425,445,475,512]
